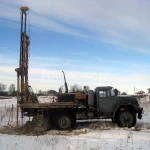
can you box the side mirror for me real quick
[114,89,118,96]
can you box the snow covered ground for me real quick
[0,95,150,150]
[1,129,150,150]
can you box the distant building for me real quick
[147,88,150,93]
[135,90,145,94]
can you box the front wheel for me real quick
[116,110,136,128]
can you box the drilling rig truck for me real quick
[15,7,143,131]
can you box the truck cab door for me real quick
[97,90,114,116]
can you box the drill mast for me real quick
[15,7,29,104]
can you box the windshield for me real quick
[99,91,107,97]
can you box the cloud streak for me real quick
[1,0,150,53]
[0,65,149,94]
[0,54,149,93]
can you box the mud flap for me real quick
[138,108,143,119]
[138,113,142,119]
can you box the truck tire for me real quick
[88,90,94,108]
[54,112,74,130]
[117,110,136,128]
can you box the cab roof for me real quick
[95,86,113,91]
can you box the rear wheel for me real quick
[54,112,75,130]
[117,110,136,128]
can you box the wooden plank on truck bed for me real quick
[19,102,86,109]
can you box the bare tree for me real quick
[0,83,7,92]
[38,90,42,94]
[84,86,89,91]
[135,90,145,94]
[47,90,57,96]
[9,84,15,95]
[58,86,64,93]
[70,84,82,93]
[121,92,127,95]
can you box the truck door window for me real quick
[99,91,106,97]
[107,90,110,96]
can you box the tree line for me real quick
[0,83,87,96]
[0,82,145,97]
[0,83,16,96]
[37,84,89,96]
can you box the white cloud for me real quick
[0,50,149,94]
[1,0,150,53]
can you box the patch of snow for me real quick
[0,96,150,149]
[0,130,150,150]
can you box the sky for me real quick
[0,0,150,94]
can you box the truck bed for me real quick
[19,102,86,109]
